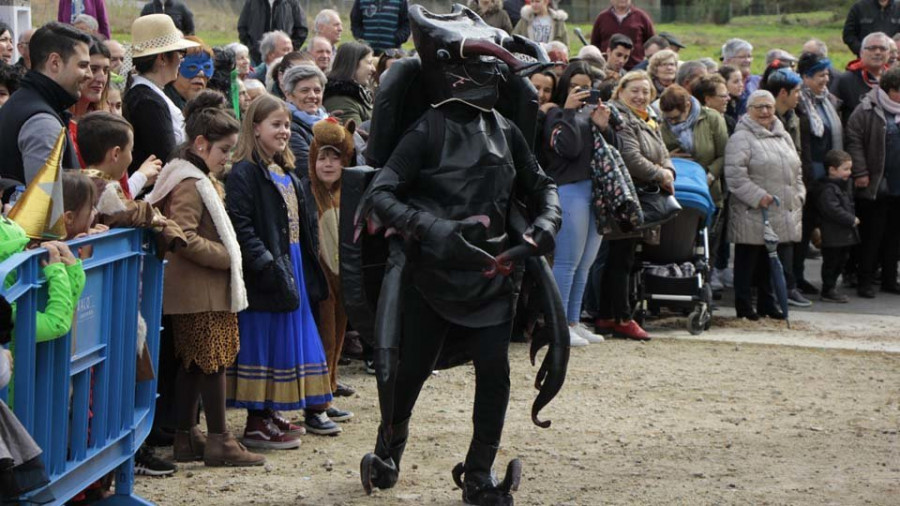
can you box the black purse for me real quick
[635,183,682,230]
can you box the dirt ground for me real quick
[136,322,900,506]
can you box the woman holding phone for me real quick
[542,61,613,346]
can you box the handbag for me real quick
[635,183,681,230]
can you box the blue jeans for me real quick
[551,180,603,324]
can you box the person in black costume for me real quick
[352,5,568,505]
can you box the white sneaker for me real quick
[568,328,589,347]
[573,323,604,343]
[720,267,734,288]
[709,269,724,291]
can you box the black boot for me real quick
[452,440,521,506]
[360,418,409,494]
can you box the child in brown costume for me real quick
[306,117,357,423]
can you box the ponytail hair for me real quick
[176,90,241,172]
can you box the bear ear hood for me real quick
[309,117,356,180]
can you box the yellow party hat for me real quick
[8,128,68,239]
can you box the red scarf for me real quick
[846,59,885,88]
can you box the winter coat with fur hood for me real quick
[512,5,569,46]
[471,0,514,33]
[726,114,805,245]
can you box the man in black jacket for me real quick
[0,22,91,185]
[141,0,195,36]
[832,32,891,126]
[843,0,900,56]
[238,0,309,65]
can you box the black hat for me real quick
[659,32,686,49]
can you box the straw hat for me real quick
[130,14,199,58]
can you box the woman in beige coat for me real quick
[725,89,804,320]
[601,71,676,340]
[148,92,265,467]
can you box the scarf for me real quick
[846,59,883,88]
[628,103,658,131]
[799,85,843,150]
[145,158,248,312]
[288,102,328,127]
[666,96,702,154]
[876,88,900,124]
[589,124,643,234]
[131,75,186,145]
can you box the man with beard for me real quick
[0,22,91,183]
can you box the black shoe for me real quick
[797,279,819,295]
[759,307,786,320]
[843,273,858,288]
[361,420,408,494]
[326,406,354,422]
[820,288,849,303]
[453,459,521,506]
[334,383,356,397]
[134,446,177,477]
[735,309,760,321]
[858,285,876,299]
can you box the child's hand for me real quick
[56,243,77,266]
[88,224,109,235]
[41,241,61,266]
[138,155,162,185]
[150,209,167,229]
[855,217,860,226]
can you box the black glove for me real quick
[411,212,495,271]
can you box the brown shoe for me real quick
[173,425,206,462]
[205,432,266,467]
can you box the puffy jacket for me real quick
[323,79,373,126]
[225,156,327,312]
[842,0,900,55]
[238,0,309,64]
[845,89,889,201]
[660,106,728,206]
[816,178,860,248]
[726,115,804,245]
[512,6,569,46]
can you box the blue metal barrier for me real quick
[0,229,163,505]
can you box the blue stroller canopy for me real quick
[671,158,716,226]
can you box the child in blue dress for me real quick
[225,95,339,448]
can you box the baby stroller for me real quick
[632,159,717,335]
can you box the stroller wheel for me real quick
[687,309,705,335]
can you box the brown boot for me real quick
[204,432,266,467]
[173,425,206,462]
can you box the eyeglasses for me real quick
[749,104,774,110]
[864,45,889,52]
[716,94,730,99]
